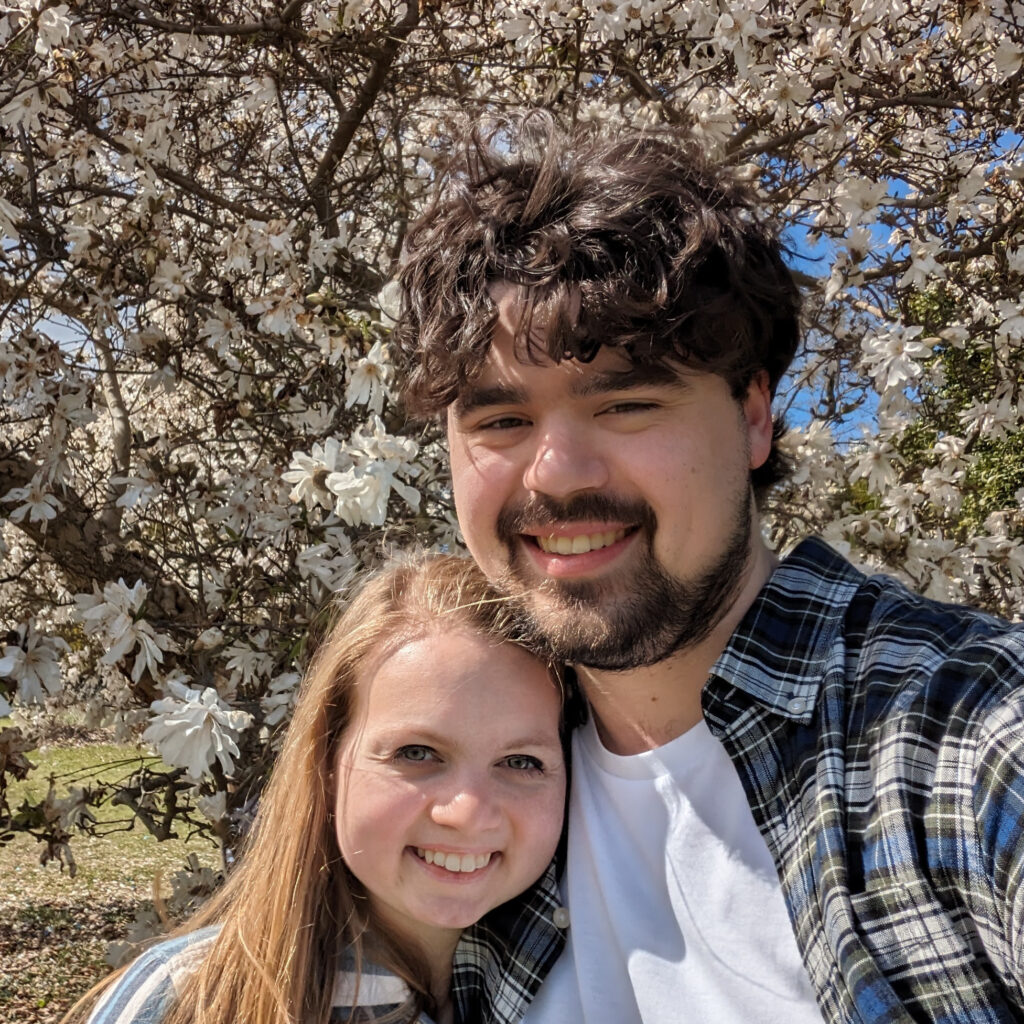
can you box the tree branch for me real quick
[306,0,422,228]
[93,331,133,536]
[0,452,198,627]
[119,0,307,40]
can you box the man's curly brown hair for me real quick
[392,111,802,492]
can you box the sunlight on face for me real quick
[334,629,566,957]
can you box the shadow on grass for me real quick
[0,895,145,1023]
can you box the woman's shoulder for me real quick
[333,948,440,1022]
[89,929,436,1024]
[86,926,220,1024]
[333,947,413,1012]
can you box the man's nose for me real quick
[429,772,503,832]
[522,422,609,499]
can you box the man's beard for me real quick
[495,492,752,670]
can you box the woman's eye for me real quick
[394,745,436,763]
[502,754,543,772]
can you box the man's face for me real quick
[446,290,774,670]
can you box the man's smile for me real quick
[534,528,628,554]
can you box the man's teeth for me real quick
[537,528,626,555]
[416,849,492,873]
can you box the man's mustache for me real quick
[496,493,656,542]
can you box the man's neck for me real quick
[577,540,778,756]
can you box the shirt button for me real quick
[787,697,806,714]
[552,907,570,929]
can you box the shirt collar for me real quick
[450,858,567,1024]
[710,537,865,723]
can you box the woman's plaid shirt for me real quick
[455,539,1024,1024]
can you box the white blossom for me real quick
[143,679,252,781]
[959,393,1017,440]
[351,415,421,466]
[152,258,188,299]
[112,469,164,510]
[223,636,274,689]
[296,538,358,594]
[74,579,178,682]
[244,291,304,336]
[2,476,62,524]
[0,623,69,705]
[327,459,420,527]
[196,790,227,823]
[193,627,225,651]
[0,195,24,241]
[285,420,421,525]
[861,326,933,392]
[260,671,301,727]
[44,783,96,830]
[345,339,390,415]
[32,4,71,56]
[850,436,903,494]
[283,437,353,511]
[375,280,403,327]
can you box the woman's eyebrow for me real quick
[500,733,564,751]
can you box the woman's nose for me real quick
[429,774,503,832]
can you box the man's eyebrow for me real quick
[453,382,527,415]
[572,364,687,397]
[452,364,687,413]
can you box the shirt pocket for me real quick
[849,879,974,981]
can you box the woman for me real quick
[69,555,571,1024]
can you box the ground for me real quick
[0,727,219,1023]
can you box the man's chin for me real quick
[498,510,752,669]
[507,590,655,669]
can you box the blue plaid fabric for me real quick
[455,538,1024,1024]
[452,860,566,1024]
[85,864,566,1024]
[703,538,1024,1023]
[84,925,434,1023]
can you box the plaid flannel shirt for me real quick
[86,926,436,1024]
[457,538,1024,1024]
[704,538,1024,1023]
[86,864,566,1024]
[452,860,566,1023]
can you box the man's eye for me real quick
[478,415,530,430]
[394,745,437,763]
[501,754,544,772]
[602,400,656,415]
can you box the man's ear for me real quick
[743,370,774,471]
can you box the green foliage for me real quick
[905,286,958,336]
[892,286,1024,539]
[961,431,1024,534]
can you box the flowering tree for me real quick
[2,0,1022,880]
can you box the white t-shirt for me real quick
[524,717,824,1024]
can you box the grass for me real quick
[1,732,220,1023]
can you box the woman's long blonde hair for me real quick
[67,554,563,1024]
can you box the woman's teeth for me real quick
[416,849,492,873]
[537,528,626,555]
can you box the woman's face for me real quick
[333,628,566,957]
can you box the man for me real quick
[392,113,1024,1024]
